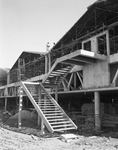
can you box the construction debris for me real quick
[60,133,78,142]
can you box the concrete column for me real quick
[18,87,23,129]
[94,91,101,131]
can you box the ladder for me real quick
[21,81,77,133]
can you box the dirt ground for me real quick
[1,110,118,150]
[0,126,118,150]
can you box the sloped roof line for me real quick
[10,51,46,70]
[23,51,46,55]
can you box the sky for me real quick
[0,0,96,69]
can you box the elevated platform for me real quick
[43,49,107,87]
[58,49,107,66]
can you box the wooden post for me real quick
[45,54,48,73]
[48,52,51,71]
[18,87,23,129]
[5,97,7,111]
[106,31,110,56]
[55,86,58,102]
[74,73,76,89]
[94,91,101,131]
[41,119,45,134]
[40,93,46,134]
[38,87,41,126]
[4,87,8,111]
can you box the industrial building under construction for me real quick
[0,0,118,133]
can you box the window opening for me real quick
[97,34,107,55]
[109,25,118,55]
[83,41,91,51]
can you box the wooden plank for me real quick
[52,71,65,75]
[77,72,83,85]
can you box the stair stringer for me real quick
[20,81,54,133]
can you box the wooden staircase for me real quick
[42,62,73,87]
[21,81,77,133]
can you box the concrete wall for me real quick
[83,61,110,88]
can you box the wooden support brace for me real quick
[77,72,83,86]
[62,80,68,91]
[74,73,76,89]
[112,69,118,86]
[67,73,74,89]
[64,78,73,90]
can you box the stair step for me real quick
[50,121,70,125]
[40,106,58,108]
[38,104,55,106]
[46,115,64,119]
[44,111,62,114]
[44,113,63,116]
[53,127,76,132]
[44,111,63,114]
[43,110,61,113]
[41,108,59,111]
[37,101,52,103]
[52,124,73,129]
[48,118,68,122]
